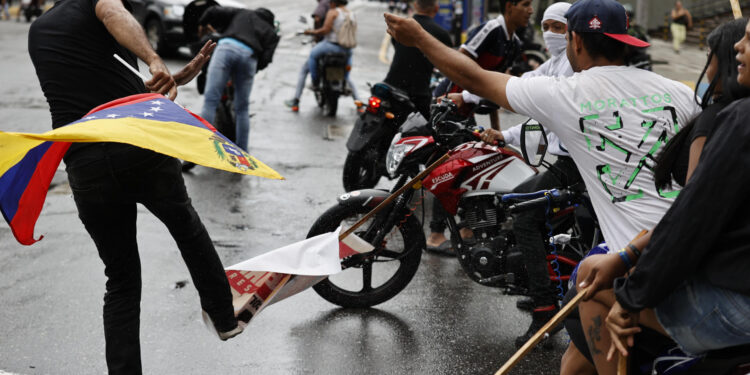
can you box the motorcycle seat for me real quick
[317,53,348,67]
[372,82,413,106]
[650,343,750,374]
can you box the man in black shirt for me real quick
[383,0,452,118]
[382,0,454,256]
[28,0,241,373]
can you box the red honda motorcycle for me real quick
[307,100,595,307]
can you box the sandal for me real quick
[425,240,455,256]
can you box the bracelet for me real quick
[618,249,633,269]
[627,243,642,258]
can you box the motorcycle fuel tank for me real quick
[423,142,537,214]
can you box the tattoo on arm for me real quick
[587,315,603,355]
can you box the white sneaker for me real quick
[218,322,245,341]
[202,310,246,341]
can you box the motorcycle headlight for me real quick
[163,5,184,20]
[386,135,416,177]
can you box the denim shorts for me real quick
[655,277,750,355]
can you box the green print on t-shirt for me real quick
[579,93,673,113]
[579,105,680,203]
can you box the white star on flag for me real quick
[150,100,163,106]
[106,114,120,118]
[150,107,162,112]
[85,116,97,120]
[142,112,153,117]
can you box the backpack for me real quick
[337,8,357,49]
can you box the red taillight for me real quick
[367,97,382,113]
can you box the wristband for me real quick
[618,249,633,269]
[627,243,642,258]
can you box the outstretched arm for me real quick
[384,13,514,112]
[95,0,177,99]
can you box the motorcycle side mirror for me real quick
[520,119,548,167]
[474,99,500,115]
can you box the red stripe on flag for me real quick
[84,93,163,116]
[9,142,71,245]
[84,93,220,133]
[339,240,359,258]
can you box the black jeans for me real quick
[513,156,581,307]
[66,143,235,375]
[430,198,449,233]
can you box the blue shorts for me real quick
[655,278,750,356]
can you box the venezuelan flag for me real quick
[0,93,282,245]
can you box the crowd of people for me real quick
[18,0,750,372]
[386,0,750,373]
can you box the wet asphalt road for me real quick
[0,0,705,374]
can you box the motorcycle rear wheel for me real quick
[342,150,381,192]
[214,99,236,143]
[324,93,339,117]
[308,203,424,308]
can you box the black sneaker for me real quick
[514,304,561,349]
[516,297,534,312]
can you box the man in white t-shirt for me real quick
[384,0,700,356]
[450,2,585,348]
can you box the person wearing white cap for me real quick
[451,1,583,349]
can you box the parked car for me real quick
[129,0,245,55]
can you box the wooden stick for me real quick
[495,229,649,375]
[617,353,628,375]
[338,153,451,241]
[731,0,742,19]
[495,288,587,375]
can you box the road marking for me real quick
[0,371,23,375]
[379,33,392,65]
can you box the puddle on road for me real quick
[326,124,353,139]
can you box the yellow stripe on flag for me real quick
[3,118,283,180]
[0,134,47,176]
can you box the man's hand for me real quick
[384,12,425,47]
[577,254,629,301]
[173,40,216,86]
[445,93,464,108]
[146,59,177,100]
[480,129,504,144]
[605,301,641,360]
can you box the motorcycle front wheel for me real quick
[342,149,381,192]
[307,202,424,308]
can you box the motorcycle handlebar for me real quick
[507,189,574,214]
[502,189,560,203]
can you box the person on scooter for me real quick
[285,0,358,112]
[198,6,279,152]
[466,2,584,348]
[384,0,701,355]
[566,19,750,375]
[383,0,452,119]
[425,0,532,253]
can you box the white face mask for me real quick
[543,31,567,57]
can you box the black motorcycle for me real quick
[313,52,350,117]
[20,0,42,22]
[342,82,416,191]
